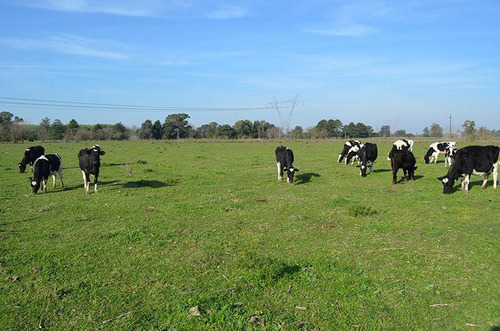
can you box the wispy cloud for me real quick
[205,5,249,19]
[0,35,129,59]
[13,0,184,17]
[304,24,378,37]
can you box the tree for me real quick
[316,119,343,138]
[252,120,273,139]
[112,122,129,140]
[422,127,430,137]
[233,119,253,138]
[0,111,14,142]
[477,126,493,140]
[12,117,29,143]
[289,126,304,139]
[215,124,237,139]
[50,119,67,140]
[462,120,476,141]
[152,120,163,140]
[139,120,153,139]
[378,125,391,138]
[429,123,443,137]
[39,117,51,141]
[196,122,218,139]
[393,129,407,137]
[163,113,191,139]
[66,119,80,140]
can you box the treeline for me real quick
[1,111,499,142]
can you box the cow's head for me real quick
[19,162,27,173]
[88,145,105,163]
[283,167,299,183]
[437,176,454,194]
[29,177,40,194]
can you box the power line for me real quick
[0,96,287,113]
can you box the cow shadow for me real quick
[467,179,496,190]
[123,180,170,189]
[295,173,321,185]
[373,168,392,173]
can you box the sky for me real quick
[1,0,500,134]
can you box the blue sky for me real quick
[1,0,499,134]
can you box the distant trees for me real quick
[1,110,499,142]
[462,120,476,141]
[379,125,391,138]
[422,123,444,138]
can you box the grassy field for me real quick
[1,139,499,330]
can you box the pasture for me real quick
[1,139,499,330]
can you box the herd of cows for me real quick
[18,144,105,195]
[16,140,499,195]
[276,139,500,194]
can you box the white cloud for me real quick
[0,35,129,60]
[13,0,185,17]
[304,24,379,37]
[206,5,249,19]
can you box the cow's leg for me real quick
[493,162,498,189]
[52,174,57,188]
[481,173,489,189]
[94,173,99,193]
[277,162,283,182]
[82,170,90,194]
[370,161,375,174]
[42,179,47,192]
[392,169,398,184]
[59,167,64,188]
[462,175,470,193]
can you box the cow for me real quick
[387,139,414,160]
[29,154,64,194]
[357,143,378,177]
[18,145,45,173]
[437,145,499,194]
[424,141,457,164]
[391,149,417,184]
[337,140,361,164]
[78,145,105,194]
[444,145,457,168]
[275,145,299,183]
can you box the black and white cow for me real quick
[424,141,456,164]
[338,140,361,164]
[387,139,414,160]
[275,145,299,183]
[29,154,64,194]
[78,145,105,194]
[437,145,499,194]
[18,145,45,173]
[391,149,417,184]
[444,145,457,168]
[357,143,378,177]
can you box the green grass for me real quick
[1,139,499,330]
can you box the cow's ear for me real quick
[437,176,444,181]
[283,167,288,171]
[100,150,106,155]
[294,168,299,172]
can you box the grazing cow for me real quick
[78,145,105,194]
[18,145,45,173]
[387,139,414,160]
[444,145,457,168]
[424,141,457,164]
[29,154,64,194]
[437,145,499,194]
[338,140,361,164]
[357,143,378,177]
[275,145,299,183]
[391,149,417,184]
